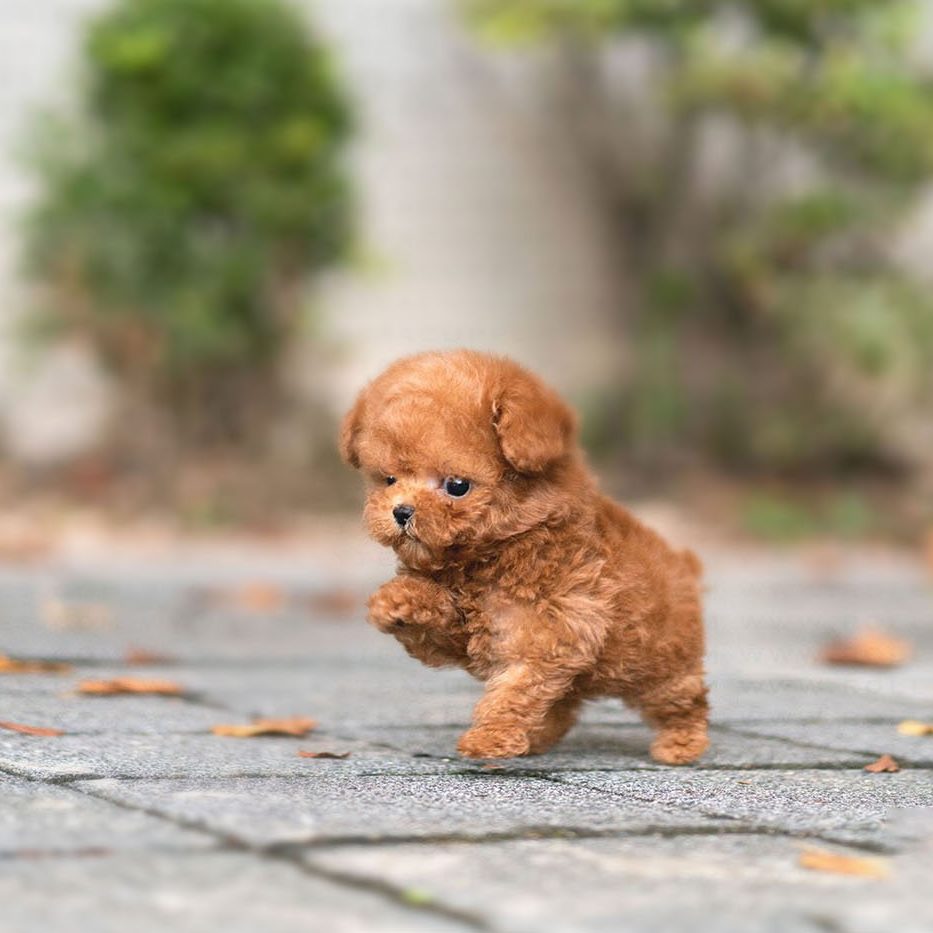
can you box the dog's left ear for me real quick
[338,393,366,469]
[492,367,576,474]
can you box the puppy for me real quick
[340,350,709,763]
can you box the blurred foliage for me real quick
[741,489,876,542]
[24,0,353,447]
[469,0,933,477]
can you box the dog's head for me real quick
[340,350,581,570]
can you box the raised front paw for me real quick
[457,725,531,759]
[367,577,452,633]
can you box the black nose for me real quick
[393,504,415,527]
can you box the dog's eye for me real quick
[384,476,397,487]
[443,477,471,498]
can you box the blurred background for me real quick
[1,0,932,554]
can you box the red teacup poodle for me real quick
[340,350,709,763]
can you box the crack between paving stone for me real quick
[0,765,448,783]
[0,763,101,783]
[445,761,899,775]
[0,844,222,862]
[273,823,791,851]
[0,727,392,745]
[714,717,921,726]
[269,854,490,931]
[716,723,933,768]
[324,725,933,772]
[532,773,902,855]
[7,759,929,786]
[336,716,910,733]
[266,820,900,855]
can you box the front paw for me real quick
[367,579,448,633]
[457,726,531,759]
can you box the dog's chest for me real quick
[438,565,520,676]
[442,568,494,630]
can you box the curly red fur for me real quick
[341,350,709,763]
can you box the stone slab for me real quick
[0,773,211,854]
[0,577,388,662]
[0,692,226,735]
[306,833,933,933]
[78,773,734,846]
[0,850,464,933]
[726,721,933,767]
[557,769,933,849]
[706,677,933,722]
[0,732,446,781]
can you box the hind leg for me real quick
[527,694,582,755]
[634,673,709,765]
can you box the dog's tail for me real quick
[680,548,704,579]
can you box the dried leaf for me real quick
[799,848,890,879]
[307,588,360,618]
[864,754,900,773]
[0,654,71,675]
[819,627,911,668]
[297,750,350,759]
[897,720,933,737]
[0,720,64,737]
[230,583,286,613]
[124,647,175,666]
[77,677,184,696]
[211,717,316,738]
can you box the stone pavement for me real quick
[1,549,932,932]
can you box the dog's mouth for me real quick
[393,533,452,573]
[398,520,418,541]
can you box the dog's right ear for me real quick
[491,365,576,474]
[338,393,365,469]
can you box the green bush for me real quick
[468,0,933,477]
[24,0,354,446]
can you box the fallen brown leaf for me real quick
[230,583,286,613]
[297,750,350,759]
[897,720,933,737]
[864,754,900,773]
[77,677,184,696]
[307,587,360,618]
[0,654,71,675]
[0,720,64,737]
[819,627,911,668]
[124,647,175,666]
[799,848,890,879]
[211,717,317,738]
